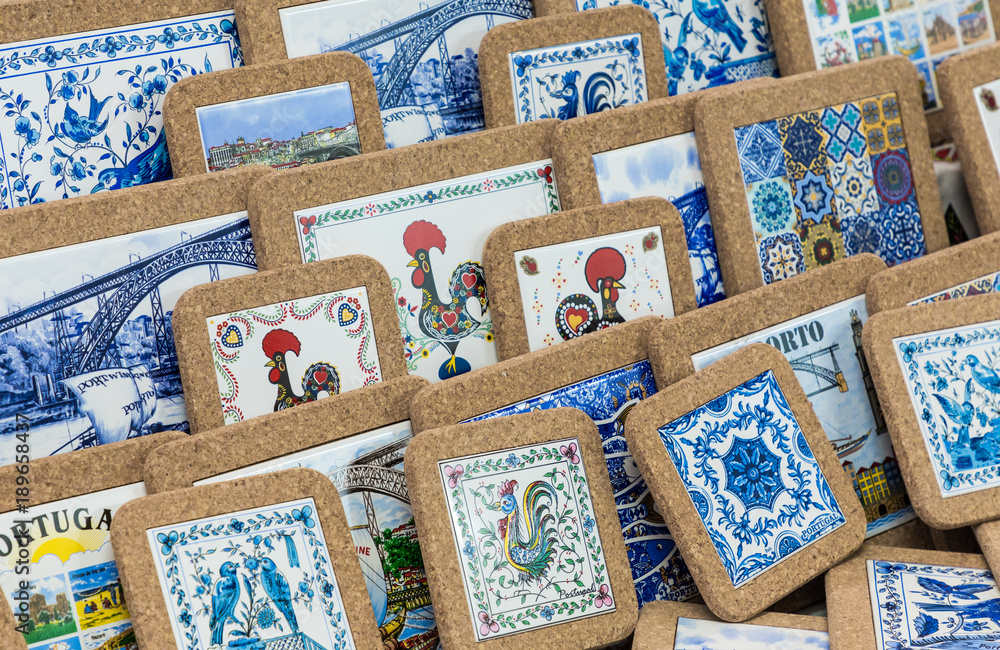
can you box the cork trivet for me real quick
[233,0,324,64]
[143,375,426,493]
[695,56,946,297]
[163,51,385,177]
[482,197,694,360]
[533,0,582,16]
[631,600,827,649]
[171,254,407,433]
[247,119,557,271]
[404,408,638,648]
[624,344,866,621]
[477,6,667,129]
[112,468,382,649]
[825,544,990,649]
[864,292,1000,528]
[867,230,1000,313]
[939,46,1000,234]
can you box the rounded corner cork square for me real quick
[111,467,383,650]
[624,343,865,622]
[0,431,185,650]
[163,51,385,178]
[0,166,271,465]
[477,5,667,129]
[171,254,407,433]
[403,408,638,649]
[866,230,1000,314]
[694,56,947,297]
[247,119,560,384]
[864,292,1000,529]
[825,543,997,649]
[482,196,696,360]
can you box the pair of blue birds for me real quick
[208,557,299,646]
[933,355,1000,438]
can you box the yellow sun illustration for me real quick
[32,537,86,563]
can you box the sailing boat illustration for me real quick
[58,364,157,453]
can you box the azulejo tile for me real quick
[735,121,786,184]
[878,201,926,266]
[819,103,866,163]
[792,170,835,226]
[747,176,796,237]
[842,217,883,257]
[873,149,915,205]
[657,370,847,587]
[830,154,880,221]
[758,232,806,286]
[799,217,847,269]
[778,110,827,180]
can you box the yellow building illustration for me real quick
[843,457,910,523]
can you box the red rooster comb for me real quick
[585,247,627,292]
[498,480,518,498]
[403,220,447,258]
[262,329,301,359]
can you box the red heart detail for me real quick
[314,371,328,385]
[565,308,589,334]
[442,312,458,328]
[462,272,476,289]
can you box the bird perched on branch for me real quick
[693,0,748,53]
[261,558,298,633]
[91,130,172,193]
[209,562,240,646]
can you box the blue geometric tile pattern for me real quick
[735,121,784,184]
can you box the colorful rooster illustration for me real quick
[403,220,489,379]
[555,247,627,340]
[488,479,558,583]
[261,328,341,411]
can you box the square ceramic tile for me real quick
[206,287,383,424]
[439,438,615,640]
[735,93,926,284]
[0,12,242,207]
[975,78,1000,181]
[277,0,532,149]
[508,35,647,123]
[867,560,1000,648]
[592,132,724,307]
[692,295,916,538]
[0,212,255,465]
[514,228,674,350]
[197,422,440,648]
[908,271,1000,305]
[148,498,355,650]
[196,82,360,172]
[893,319,1000,497]
[657,369,847,587]
[291,161,560,382]
[463,361,698,608]
[673,617,830,648]
[573,0,778,96]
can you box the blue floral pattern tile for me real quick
[657,370,846,587]
[735,121,785,184]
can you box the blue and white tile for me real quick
[674,617,829,649]
[735,120,786,184]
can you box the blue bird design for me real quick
[550,70,616,120]
[261,557,298,633]
[209,562,240,646]
[917,576,1000,626]
[663,15,697,95]
[58,93,112,144]
[966,355,1000,394]
[692,0,748,53]
[933,379,975,446]
[91,130,172,193]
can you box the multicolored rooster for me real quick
[555,247,627,341]
[488,479,558,583]
[261,328,341,411]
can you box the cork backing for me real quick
[867,230,1000,313]
[247,120,557,271]
[163,51,385,177]
[694,57,946,297]
[533,0,579,16]
[939,46,1000,234]
[171,254,407,433]
[404,408,638,648]
[974,520,1000,576]
[234,0,323,64]
[142,375,427,493]
[631,601,827,650]
[864,292,1000,528]
[825,544,990,649]
[477,6,668,129]
[482,197,695,360]
[111,468,383,650]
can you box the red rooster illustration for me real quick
[403,220,489,380]
[554,247,627,341]
[261,328,341,411]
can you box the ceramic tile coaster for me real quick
[533,0,779,97]
[939,46,1000,233]
[551,94,725,307]
[170,255,406,433]
[405,408,637,647]
[482,197,696,359]
[695,57,947,296]
[865,292,1000,528]
[0,432,183,650]
[0,167,269,466]
[625,343,865,620]
[248,120,560,383]
[234,0,534,149]
[476,6,666,128]
[867,230,1000,313]
[111,468,382,649]
[163,52,385,177]
[631,600,828,649]
[825,544,997,649]
[0,0,244,207]
[410,318,700,608]
[141,376,442,647]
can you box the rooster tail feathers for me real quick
[449,261,489,315]
[301,361,341,401]
[582,72,615,114]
